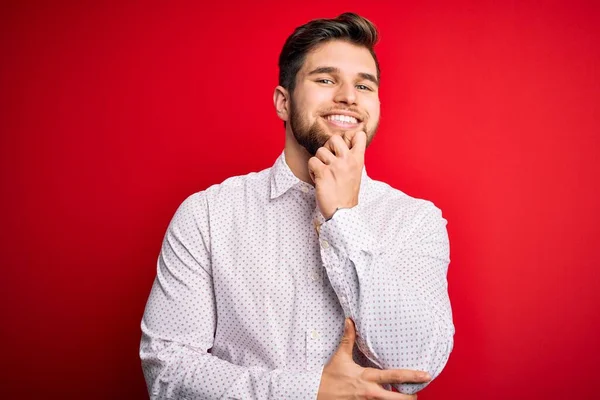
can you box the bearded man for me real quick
[141,12,454,400]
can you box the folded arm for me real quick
[317,201,455,394]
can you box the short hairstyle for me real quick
[278,12,380,94]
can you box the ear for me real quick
[273,85,290,122]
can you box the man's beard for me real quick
[289,101,330,156]
[289,100,377,156]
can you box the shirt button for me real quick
[313,219,322,235]
[311,272,320,281]
[301,185,309,193]
[321,240,329,249]
[310,330,319,340]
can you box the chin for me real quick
[318,123,347,138]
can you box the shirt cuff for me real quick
[317,207,377,316]
[319,207,376,260]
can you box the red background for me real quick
[1,1,599,399]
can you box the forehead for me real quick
[300,40,378,77]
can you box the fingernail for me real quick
[419,372,431,380]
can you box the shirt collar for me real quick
[269,151,370,200]
[269,152,300,200]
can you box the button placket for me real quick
[313,218,322,236]
[306,328,323,369]
[305,204,326,370]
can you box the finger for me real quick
[362,384,417,400]
[315,147,335,165]
[363,368,431,385]
[394,393,417,400]
[324,135,349,157]
[335,318,356,356]
[350,131,367,156]
[308,156,325,182]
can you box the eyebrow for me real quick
[307,66,379,87]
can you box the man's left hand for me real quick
[308,131,367,220]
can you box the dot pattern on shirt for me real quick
[140,151,454,399]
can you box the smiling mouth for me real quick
[322,114,362,129]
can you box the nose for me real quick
[333,82,357,105]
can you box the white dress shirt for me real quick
[140,151,454,399]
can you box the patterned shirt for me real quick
[140,151,454,399]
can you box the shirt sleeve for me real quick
[140,192,323,400]
[317,201,454,395]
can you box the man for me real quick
[140,12,454,400]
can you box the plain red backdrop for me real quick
[1,1,599,399]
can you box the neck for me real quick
[283,129,314,185]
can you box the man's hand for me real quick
[308,131,367,220]
[317,319,431,400]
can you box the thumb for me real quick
[336,318,356,356]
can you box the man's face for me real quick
[288,40,380,156]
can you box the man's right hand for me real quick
[317,319,431,400]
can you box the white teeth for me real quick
[326,115,358,124]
